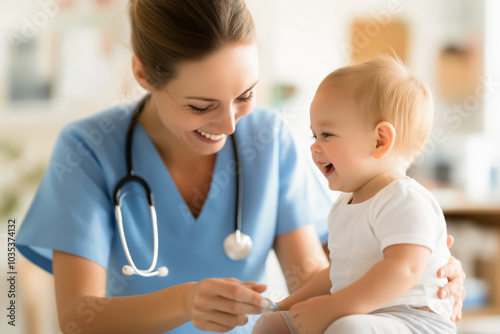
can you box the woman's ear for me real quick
[131,54,153,91]
[372,121,396,159]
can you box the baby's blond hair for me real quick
[321,55,433,164]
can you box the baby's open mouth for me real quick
[323,163,334,175]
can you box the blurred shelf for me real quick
[444,209,500,227]
[444,208,500,317]
[425,187,500,316]
[464,306,500,318]
[430,188,500,226]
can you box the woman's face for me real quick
[149,43,259,156]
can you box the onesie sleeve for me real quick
[275,119,332,243]
[370,183,443,253]
[17,123,115,273]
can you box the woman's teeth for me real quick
[197,129,225,141]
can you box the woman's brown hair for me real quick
[128,0,256,88]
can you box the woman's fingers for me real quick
[438,255,466,286]
[437,240,466,323]
[442,235,465,282]
[192,312,248,332]
[438,261,464,283]
[209,294,264,315]
[242,281,268,294]
[189,278,266,331]
[438,275,466,300]
[439,278,465,323]
[215,281,267,313]
[438,261,466,302]
[451,294,464,322]
[446,235,454,249]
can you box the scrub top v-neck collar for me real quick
[131,122,234,225]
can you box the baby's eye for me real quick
[321,132,333,138]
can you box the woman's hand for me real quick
[438,235,466,322]
[187,278,267,332]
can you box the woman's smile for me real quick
[194,129,227,143]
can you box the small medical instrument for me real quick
[260,298,280,313]
[242,285,280,313]
[113,95,253,278]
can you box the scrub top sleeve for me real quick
[17,124,114,273]
[275,119,331,242]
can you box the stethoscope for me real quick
[113,95,253,277]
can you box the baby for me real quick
[253,55,456,334]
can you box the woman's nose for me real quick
[218,104,237,134]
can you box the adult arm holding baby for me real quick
[254,56,463,334]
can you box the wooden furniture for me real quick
[441,198,500,316]
[350,18,409,64]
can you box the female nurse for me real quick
[17,0,466,333]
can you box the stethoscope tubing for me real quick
[113,95,251,277]
[114,202,160,277]
[231,133,243,233]
[112,95,165,277]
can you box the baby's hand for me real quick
[289,295,336,334]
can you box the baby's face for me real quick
[309,83,377,192]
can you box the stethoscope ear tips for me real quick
[123,265,135,276]
[157,266,169,277]
[122,264,169,277]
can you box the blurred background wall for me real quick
[1,0,499,333]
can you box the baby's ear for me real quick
[372,121,396,159]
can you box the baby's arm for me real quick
[289,244,430,334]
[252,267,332,334]
[278,266,332,311]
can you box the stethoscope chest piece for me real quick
[223,230,253,260]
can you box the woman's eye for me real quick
[237,92,254,102]
[188,105,210,114]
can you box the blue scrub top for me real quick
[17,101,332,333]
